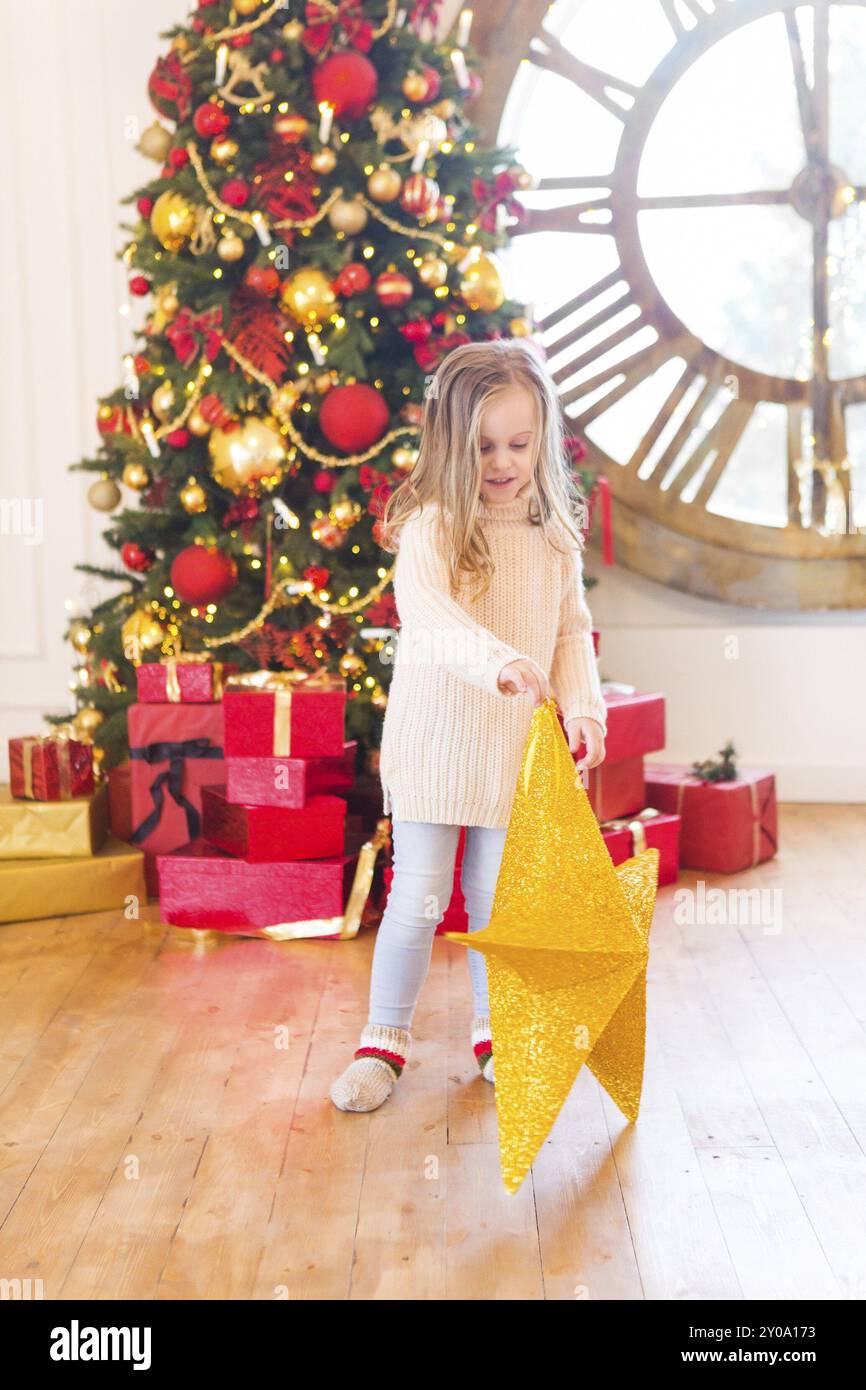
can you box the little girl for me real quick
[330,338,607,1112]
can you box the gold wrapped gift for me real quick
[0,836,147,923]
[0,782,109,859]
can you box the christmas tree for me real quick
[65,0,541,771]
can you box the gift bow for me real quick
[302,1,374,55]
[470,172,528,234]
[225,669,345,693]
[600,807,662,854]
[166,306,223,367]
[129,738,223,844]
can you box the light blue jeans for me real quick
[368,820,508,1029]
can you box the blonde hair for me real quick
[380,338,588,600]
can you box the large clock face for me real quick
[473,0,866,607]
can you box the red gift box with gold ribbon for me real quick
[643,763,777,874]
[9,734,94,801]
[223,670,346,759]
[135,657,237,703]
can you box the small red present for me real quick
[225,744,354,808]
[9,734,94,801]
[223,671,346,758]
[586,753,645,822]
[128,701,224,895]
[158,832,380,938]
[201,784,346,862]
[603,691,665,762]
[644,763,777,874]
[135,658,237,703]
[600,808,681,885]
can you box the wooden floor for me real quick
[2,803,865,1301]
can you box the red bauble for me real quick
[221,178,250,208]
[313,470,336,493]
[168,146,189,169]
[312,51,378,120]
[334,262,371,297]
[244,265,281,296]
[270,48,285,62]
[129,276,150,296]
[374,271,413,308]
[304,565,330,589]
[400,317,433,344]
[421,65,442,101]
[319,384,389,453]
[121,542,155,573]
[400,174,439,217]
[170,545,238,605]
[165,428,191,448]
[137,196,153,218]
[194,101,231,137]
[97,405,132,436]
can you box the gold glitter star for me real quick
[445,697,660,1195]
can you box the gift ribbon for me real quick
[161,658,226,703]
[225,669,345,757]
[130,738,223,844]
[674,777,777,867]
[20,735,76,800]
[600,807,662,854]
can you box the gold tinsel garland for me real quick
[178,0,399,55]
[200,563,395,650]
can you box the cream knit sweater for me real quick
[378,490,606,829]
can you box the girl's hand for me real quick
[496,657,551,706]
[566,716,606,774]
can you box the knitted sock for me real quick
[329,1023,412,1113]
[471,1015,494,1083]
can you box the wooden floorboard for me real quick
[1,803,864,1300]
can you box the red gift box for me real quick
[135,658,237,703]
[225,741,355,808]
[201,784,346,862]
[158,836,364,937]
[128,701,225,895]
[107,761,132,841]
[586,753,645,821]
[9,735,94,801]
[223,672,346,758]
[603,691,665,762]
[644,763,777,874]
[600,809,681,885]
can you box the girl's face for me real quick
[477,385,536,507]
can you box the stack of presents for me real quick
[1,644,777,931]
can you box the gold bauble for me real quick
[367,164,402,203]
[509,316,533,338]
[87,477,121,512]
[270,381,301,419]
[180,478,208,513]
[151,381,176,421]
[280,267,336,326]
[122,609,164,663]
[209,415,287,494]
[137,120,172,162]
[330,498,363,529]
[432,98,456,120]
[150,191,197,252]
[417,255,448,289]
[327,197,368,235]
[69,621,92,654]
[274,113,308,143]
[72,706,104,741]
[234,0,261,13]
[391,445,417,471]
[217,230,245,262]
[187,408,211,437]
[458,249,506,313]
[282,18,303,40]
[339,650,366,677]
[122,461,150,491]
[402,71,429,102]
[311,146,337,174]
[211,135,240,166]
[370,686,388,712]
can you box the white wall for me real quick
[0,0,862,801]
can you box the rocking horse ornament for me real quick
[218,49,276,109]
